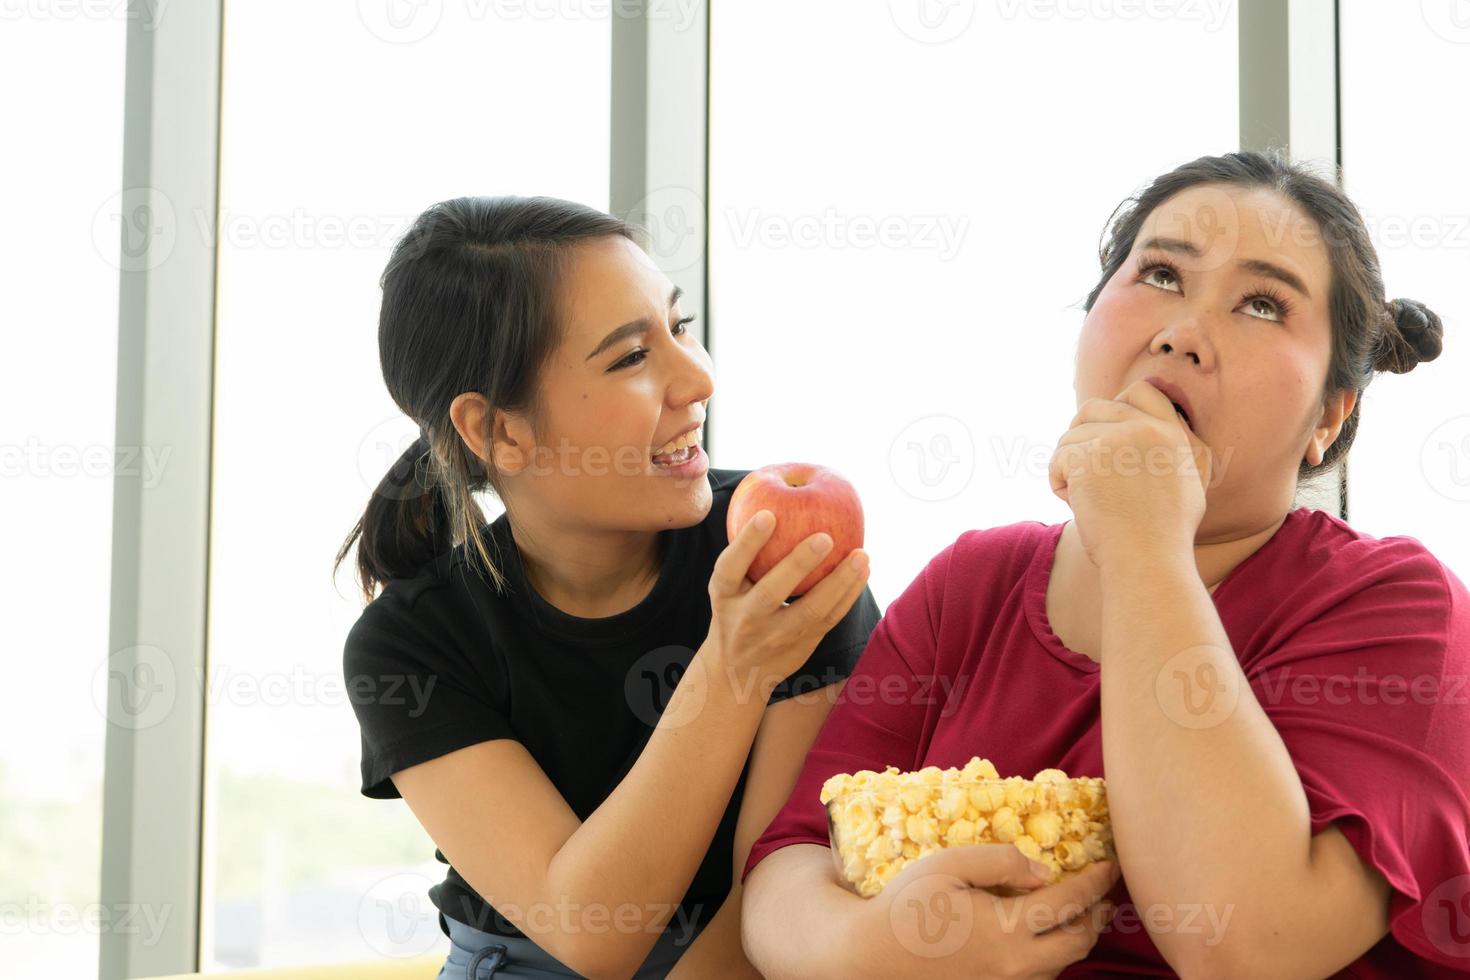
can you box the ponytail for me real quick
[336,434,447,601]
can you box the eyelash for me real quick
[1134,254,1296,322]
[611,315,697,370]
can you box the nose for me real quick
[668,335,715,410]
[1149,316,1214,370]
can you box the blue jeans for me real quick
[436,912,698,979]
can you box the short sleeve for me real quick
[741,545,951,883]
[1250,542,1470,969]
[766,583,883,704]
[343,593,517,800]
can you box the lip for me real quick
[651,443,709,480]
[1143,376,1197,430]
[652,421,703,452]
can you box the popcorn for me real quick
[822,756,1114,897]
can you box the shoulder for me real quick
[927,519,1059,592]
[884,520,1058,632]
[1247,509,1470,690]
[342,550,489,674]
[1274,507,1462,613]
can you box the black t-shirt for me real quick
[342,467,881,940]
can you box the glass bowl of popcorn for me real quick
[822,756,1115,898]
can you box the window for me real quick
[0,12,126,977]
[1340,0,1470,584]
[205,4,610,966]
[709,2,1239,605]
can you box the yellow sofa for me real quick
[139,952,444,979]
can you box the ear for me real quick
[450,392,535,476]
[1304,388,1358,467]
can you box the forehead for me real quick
[1136,184,1331,300]
[558,235,670,338]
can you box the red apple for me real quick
[726,463,865,596]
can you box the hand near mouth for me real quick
[1048,379,1215,571]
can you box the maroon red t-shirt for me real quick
[742,506,1470,977]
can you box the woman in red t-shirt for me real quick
[741,150,1469,979]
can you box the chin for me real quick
[648,473,713,528]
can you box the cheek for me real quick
[1236,355,1319,432]
[1077,282,1154,386]
[1086,278,1158,338]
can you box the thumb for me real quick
[896,843,1051,893]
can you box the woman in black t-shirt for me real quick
[337,196,879,978]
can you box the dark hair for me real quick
[1083,149,1444,483]
[335,196,635,603]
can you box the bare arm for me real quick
[743,841,1116,979]
[1098,548,1391,979]
[741,843,869,980]
[667,680,849,978]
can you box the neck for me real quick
[1192,513,1288,592]
[506,507,662,618]
[1065,510,1288,594]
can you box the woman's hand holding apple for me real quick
[705,505,870,698]
[727,463,866,596]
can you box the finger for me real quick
[747,531,838,607]
[1025,898,1112,973]
[1116,378,1178,424]
[1053,422,1111,450]
[710,509,775,597]
[1069,397,1134,429]
[895,843,1053,895]
[1049,437,1100,499]
[1015,861,1121,934]
[785,548,870,626]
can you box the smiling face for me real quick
[469,234,715,532]
[1076,183,1356,531]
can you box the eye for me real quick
[1134,253,1295,323]
[609,315,698,371]
[611,348,647,370]
[1137,258,1182,293]
[1241,290,1293,322]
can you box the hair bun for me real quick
[1374,298,1444,373]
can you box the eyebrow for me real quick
[1137,236,1313,301]
[585,286,685,362]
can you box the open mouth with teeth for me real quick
[652,428,702,466]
